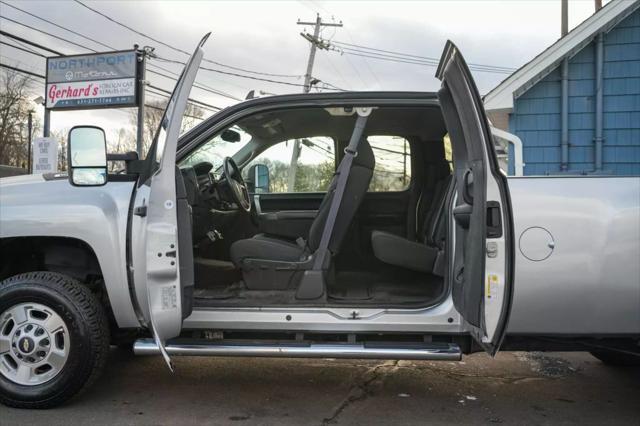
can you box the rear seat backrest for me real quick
[423,174,452,248]
[370,170,452,275]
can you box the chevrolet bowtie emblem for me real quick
[22,339,29,352]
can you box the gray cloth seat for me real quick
[372,171,452,275]
[370,230,440,273]
[230,234,307,264]
[230,139,375,289]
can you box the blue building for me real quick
[485,0,640,176]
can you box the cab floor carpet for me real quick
[193,267,443,308]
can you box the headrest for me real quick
[434,159,451,179]
[353,138,375,169]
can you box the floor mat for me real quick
[328,269,443,306]
[194,281,298,307]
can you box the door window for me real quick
[367,136,412,192]
[243,137,336,193]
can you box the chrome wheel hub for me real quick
[0,303,70,386]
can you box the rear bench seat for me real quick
[371,173,451,276]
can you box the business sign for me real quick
[46,50,138,110]
[32,137,58,174]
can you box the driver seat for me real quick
[230,139,375,290]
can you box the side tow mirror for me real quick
[68,126,108,186]
[247,163,270,193]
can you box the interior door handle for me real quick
[462,169,474,205]
[486,201,502,238]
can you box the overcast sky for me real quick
[1,0,610,142]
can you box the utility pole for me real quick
[43,109,50,138]
[561,0,568,37]
[595,0,602,12]
[135,45,153,158]
[288,14,343,192]
[27,110,33,173]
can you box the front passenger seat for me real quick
[230,139,375,289]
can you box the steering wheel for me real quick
[222,157,251,213]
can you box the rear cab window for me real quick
[367,135,412,191]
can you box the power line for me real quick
[330,39,516,73]
[155,55,338,90]
[0,15,93,53]
[331,46,514,74]
[0,30,62,55]
[2,8,338,93]
[143,99,205,121]
[11,38,44,56]
[147,84,221,111]
[72,0,303,79]
[0,40,47,58]
[1,7,244,102]
[0,1,114,51]
[146,63,242,101]
[0,62,45,79]
[333,39,516,71]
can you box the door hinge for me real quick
[134,205,147,217]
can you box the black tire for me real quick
[0,271,110,409]
[591,350,640,366]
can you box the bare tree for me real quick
[129,99,205,157]
[0,70,40,168]
[49,129,68,172]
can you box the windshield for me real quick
[180,126,252,171]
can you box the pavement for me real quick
[3,349,639,425]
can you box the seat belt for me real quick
[296,109,371,299]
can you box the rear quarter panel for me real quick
[507,176,640,335]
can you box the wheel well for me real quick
[0,236,117,327]
[1,236,101,282]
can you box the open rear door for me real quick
[140,34,209,370]
[436,41,514,355]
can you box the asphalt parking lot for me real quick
[3,349,639,425]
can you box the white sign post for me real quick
[32,137,59,174]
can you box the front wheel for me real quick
[0,272,110,408]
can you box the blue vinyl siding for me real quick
[508,9,640,176]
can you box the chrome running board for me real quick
[133,339,462,361]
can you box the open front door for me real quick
[436,41,514,355]
[140,34,209,370]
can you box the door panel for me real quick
[138,34,209,370]
[252,192,324,239]
[436,41,514,355]
[256,192,325,212]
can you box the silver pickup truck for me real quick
[1,38,638,409]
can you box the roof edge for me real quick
[484,0,640,111]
